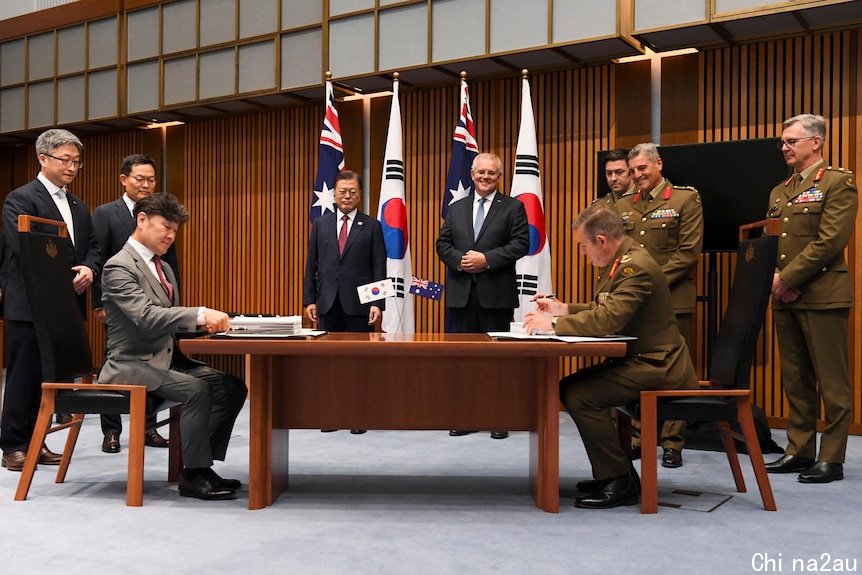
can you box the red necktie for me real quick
[152,255,174,301]
[338,214,349,254]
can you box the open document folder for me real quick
[488,331,637,343]
[216,315,325,338]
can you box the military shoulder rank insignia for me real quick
[621,265,637,277]
[620,255,632,263]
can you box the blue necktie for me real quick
[474,197,486,241]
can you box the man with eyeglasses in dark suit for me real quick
[1,129,101,472]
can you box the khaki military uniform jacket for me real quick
[592,185,636,207]
[615,179,703,314]
[768,160,857,310]
[554,237,696,391]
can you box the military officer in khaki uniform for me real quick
[524,204,697,509]
[594,149,637,207]
[613,142,704,468]
[764,114,856,484]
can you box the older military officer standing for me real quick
[614,142,704,468]
[764,114,856,483]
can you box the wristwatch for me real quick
[551,316,558,329]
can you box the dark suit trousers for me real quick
[560,364,642,480]
[0,320,44,453]
[319,297,373,332]
[446,283,512,333]
[150,364,246,468]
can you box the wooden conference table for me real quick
[180,333,627,512]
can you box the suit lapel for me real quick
[113,198,135,232]
[32,181,75,251]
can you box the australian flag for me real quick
[409,277,444,301]
[441,78,478,219]
[309,80,345,221]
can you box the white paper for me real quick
[488,331,636,343]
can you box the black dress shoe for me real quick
[350,429,367,435]
[102,431,121,453]
[179,472,236,500]
[38,444,63,465]
[320,429,338,433]
[1,451,26,472]
[575,471,639,509]
[576,478,606,493]
[662,448,683,468]
[449,430,477,437]
[765,454,815,474]
[145,431,169,448]
[798,461,844,484]
[490,431,509,440]
[629,444,641,460]
[204,468,243,490]
[55,413,73,425]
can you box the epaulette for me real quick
[825,166,853,174]
[672,185,698,192]
[618,189,637,199]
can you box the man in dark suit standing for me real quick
[99,193,246,500]
[436,152,530,440]
[92,154,174,453]
[1,129,101,472]
[303,170,387,333]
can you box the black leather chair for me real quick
[618,220,779,514]
[13,215,181,506]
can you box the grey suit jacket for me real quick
[97,243,197,391]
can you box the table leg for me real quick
[247,354,289,510]
[530,357,560,513]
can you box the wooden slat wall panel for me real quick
[696,30,861,433]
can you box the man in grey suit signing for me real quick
[436,152,530,439]
[98,193,247,500]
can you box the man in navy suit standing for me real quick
[303,170,387,332]
[436,152,530,439]
[91,154,175,453]
[1,129,101,471]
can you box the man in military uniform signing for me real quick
[613,142,704,468]
[595,148,637,207]
[764,114,856,484]
[523,204,697,509]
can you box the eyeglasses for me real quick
[128,175,157,185]
[778,136,817,149]
[43,153,83,169]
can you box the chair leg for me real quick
[167,405,182,482]
[717,421,746,492]
[737,400,777,511]
[15,392,56,501]
[639,394,659,514]
[55,414,85,483]
[127,389,147,507]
